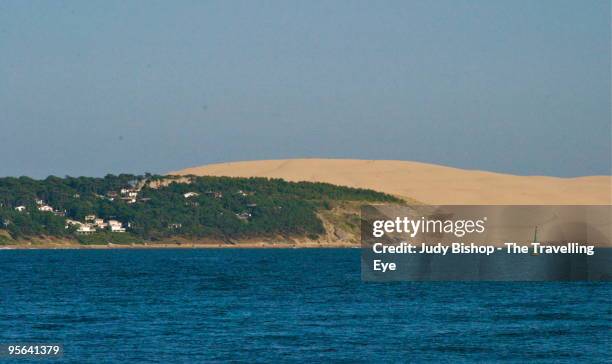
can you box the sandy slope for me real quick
[170,159,611,205]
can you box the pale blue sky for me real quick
[0,0,610,178]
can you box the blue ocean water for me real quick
[0,249,610,363]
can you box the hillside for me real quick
[172,159,612,205]
[0,174,399,246]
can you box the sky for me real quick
[0,0,610,178]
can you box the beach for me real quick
[0,241,360,250]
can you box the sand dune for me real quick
[170,159,611,205]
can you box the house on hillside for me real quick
[184,192,200,198]
[109,225,126,233]
[93,218,107,229]
[76,225,96,235]
[108,220,126,233]
[37,205,54,212]
[120,188,138,198]
[14,206,26,212]
[65,219,82,227]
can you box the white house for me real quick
[93,218,107,228]
[37,205,54,212]
[14,206,26,212]
[108,220,126,233]
[65,219,82,229]
[109,225,126,233]
[119,188,138,197]
[76,225,96,235]
[183,192,200,198]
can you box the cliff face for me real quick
[316,202,362,245]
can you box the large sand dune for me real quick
[171,159,611,205]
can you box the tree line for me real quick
[0,174,400,243]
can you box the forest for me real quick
[0,174,400,244]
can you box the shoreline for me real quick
[0,242,360,250]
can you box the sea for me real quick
[1,249,610,363]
